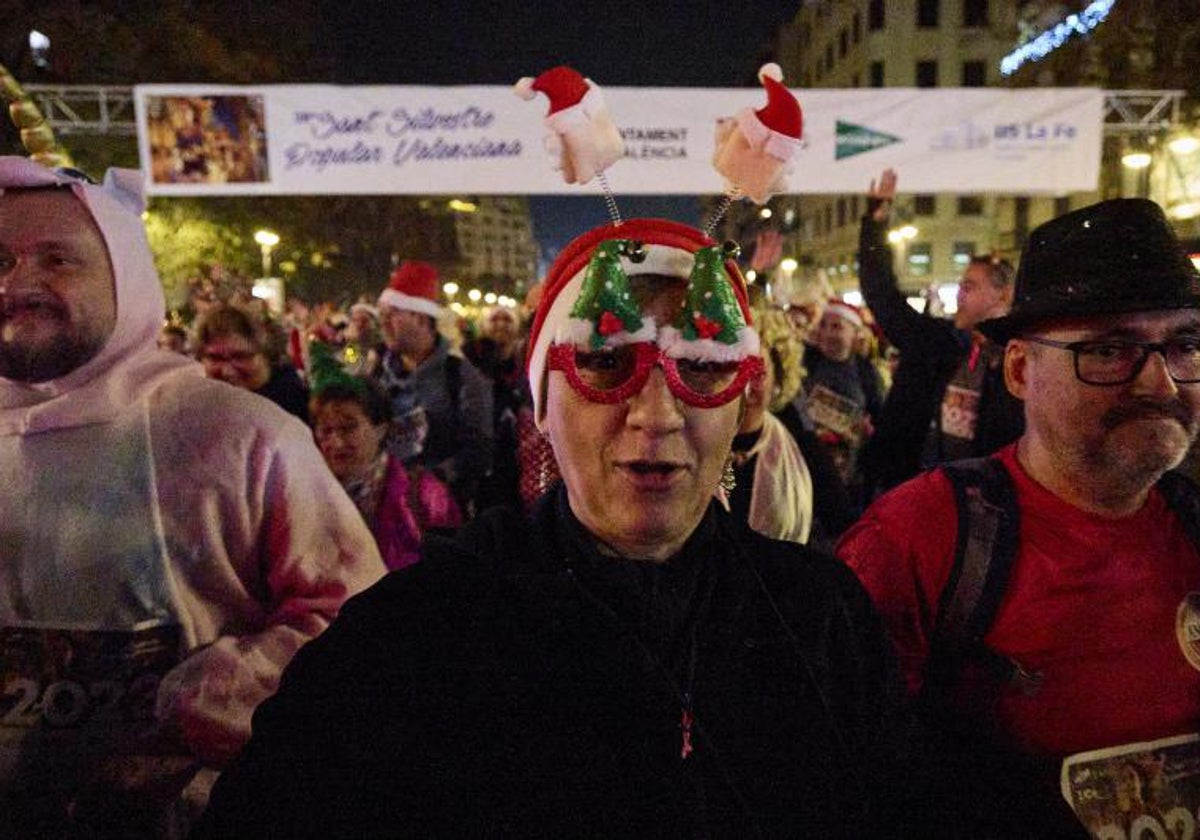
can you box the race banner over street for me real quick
[134,84,1103,196]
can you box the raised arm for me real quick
[858,169,934,353]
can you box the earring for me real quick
[719,452,737,493]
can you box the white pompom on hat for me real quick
[736,63,804,162]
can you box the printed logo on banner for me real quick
[835,121,902,160]
[930,121,991,152]
[991,120,1080,161]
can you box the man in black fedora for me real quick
[838,197,1200,837]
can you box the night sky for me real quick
[322,0,800,256]
[324,1,798,87]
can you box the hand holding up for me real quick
[867,168,897,222]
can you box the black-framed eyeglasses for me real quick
[1023,335,1200,386]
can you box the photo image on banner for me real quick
[145,95,270,186]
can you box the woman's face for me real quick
[200,332,271,391]
[543,280,743,561]
[313,399,387,482]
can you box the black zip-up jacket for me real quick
[856,214,1023,496]
[198,488,929,838]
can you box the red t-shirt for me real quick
[838,443,1200,757]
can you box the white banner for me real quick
[134,84,1103,197]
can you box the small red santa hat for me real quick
[824,299,864,328]
[378,260,444,318]
[513,66,591,116]
[737,64,804,161]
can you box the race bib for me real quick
[804,384,863,442]
[0,623,180,731]
[1062,733,1200,839]
[940,384,981,442]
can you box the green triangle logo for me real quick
[835,120,902,160]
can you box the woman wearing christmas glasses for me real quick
[199,219,922,838]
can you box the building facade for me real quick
[770,0,1020,301]
[758,0,1198,304]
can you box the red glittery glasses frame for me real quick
[547,342,763,408]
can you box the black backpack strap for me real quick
[925,457,1034,696]
[1157,470,1200,551]
[444,353,462,417]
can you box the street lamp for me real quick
[1121,150,1152,169]
[28,30,50,69]
[1169,136,1200,156]
[254,229,280,278]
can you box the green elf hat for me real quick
[307,340,364,397]
[659,241,761,362]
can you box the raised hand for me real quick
[867,168,897,222]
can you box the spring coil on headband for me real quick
[0,62,73,169]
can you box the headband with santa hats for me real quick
[824,299,864,328]
[378,261,444,318]
[737,64,803,164]
[526,218,759,426]
[514,66,590,115]
[514,65,624,187]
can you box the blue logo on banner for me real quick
[991,121,1079,160]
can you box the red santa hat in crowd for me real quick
[526,218,759,426]
[378,261,444,318]
[824,299,864,328]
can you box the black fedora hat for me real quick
[978,198,1200,343]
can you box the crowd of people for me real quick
[4,152,1200,838]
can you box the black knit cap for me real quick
[978,198,1200,343]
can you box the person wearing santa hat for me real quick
[799,298,885,507]
[373,259,493,516]
[198,217,927,838]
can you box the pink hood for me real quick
[0,158,200,434]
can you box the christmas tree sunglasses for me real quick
[546,237,762,408]
[547,342,763,407]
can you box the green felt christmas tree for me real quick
[675,245,747,346]
[567,239,646,349]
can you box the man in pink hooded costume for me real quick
[0,158,385,834]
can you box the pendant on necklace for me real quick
[680,706,694,759]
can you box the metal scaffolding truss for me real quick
[22,84,136,136]
[1103,90,1185,136]
[15,86,1190,140]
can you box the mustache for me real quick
[0,290,67,319]
[1102,397,1195,431]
